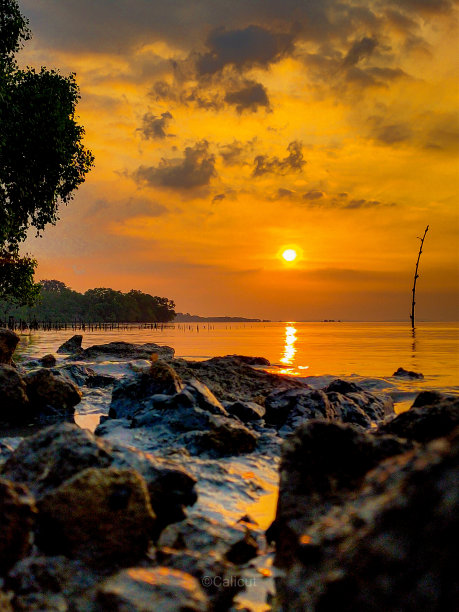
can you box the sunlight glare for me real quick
[282,249,297,262]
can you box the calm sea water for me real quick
[16,321,459,395]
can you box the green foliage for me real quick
[0,0,94,305]
[2,280,176,323]
[0,248,40,307]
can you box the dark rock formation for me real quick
[85,373,116,388]
[24,368,81,418]
[269,420,412,566]
[324,379,393,425]
[264,388,335,430]
[172,355,307,403]
[0,478,36,574]
[0,329,19,365]
[392,366,424,379]
[54,363,95,386]
[377,395,459,443]
[81,341,174,360]
[276,429,459,611]
[0,365,30,423]
[56,334,83,354]
[39,354,57,368]
[224,399,266,422]
[37,467,156,565]
[97,567,208,611]
[225,529,259,564]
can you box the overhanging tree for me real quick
[0,0,94,305]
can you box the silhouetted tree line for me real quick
[0,280,176,323]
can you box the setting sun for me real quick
[282,249,297,262]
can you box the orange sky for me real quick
[19,0,459,320]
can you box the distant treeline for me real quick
[0,280,176,323]
[174,312,269,323]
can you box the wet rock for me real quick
[412,390,445,407]
[37,467,156,565]
[24,368,81,418]
[0,329,20,365]
[3,423,197,530]
[97,567,208,612]
[0,365,30,423]
[86,373,116,388]
[224,400,266,422]
[39,354,57,368]
[55,364,95,386]
[56,335,83,354]
[81,341,174,360]
[377,396,459,443]
[214,354,271,366]
[196,415,258,456]
[0,440,14,466]
[109,361,184,418]
[392,366,424,379]
[225,530,259,565]
[324,379,393,426]
[270,420,412,567]
[278,429,459,611]
[11,592,68,611]
[0,478,37,574]
[264,388,335,430]
[323,379,363,394]
[173,355,307,403]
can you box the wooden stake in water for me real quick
[410,225,429,329]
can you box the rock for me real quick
[376,396,459,443]
[278,429,459,611]
[97,567,208,612]
[85,373,115,388]
[37,467,156,564]
[224,400,266,422]
[323,379,363,394]
[81,341,174,360]
[109,362,183,418]
[24,368,81,418]
[0,329,20,365]
[324,379,393,427]
[392,366,424,379]
[0,478,37,574]
[172,355,307,403]
[54,364,95,386]
[0,440,14,466]
[56,335,83,354]
[3,423,197,530]
[269,420,412,567]
[196,415,258,456]
[412,390,445,407]
[39,354,57,368]
[217,354,271,366]
[225,529,259,565]
[0,592,12,611]
[0,365,30,423]
[10,593,68,611]
[264,388,335,430]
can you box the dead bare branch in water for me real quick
[410,225,429,329]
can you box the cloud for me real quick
[303,189,325,200]
[195,25,295,75]
[224,80,270,113]
[343,37,378,67]
[133,140,217,189]
[387,0,458,15]
[138,111,173,139]
[371,122,413,144]
[219,139,256,165]
[212,193,225,203]
[252,141,306,177]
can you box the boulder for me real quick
[264,388,335,430]
[54,364,95,386]
[97,567,208,612]
[225,529,259,565]
[0,478,36,574]
[56,335,83,354]
[0,365,30,423]
[324,379,393,425]
[277,429,459,611]
[109,361,183,418]
[392,366,424,379]
[37,467,156,564]
[269,420,412,567]
[24,369,81,417]
[197,415,258,455]
[224,400,266,422]
[81,341,174,360]
[0,329,20,365]
[376,396,459,443]
[3,423,197,530]
[85,373,116,388]
[39,354,57,368]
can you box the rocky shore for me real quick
[0,328,457,611]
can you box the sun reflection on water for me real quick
[280,324,297,371]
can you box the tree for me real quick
[0,0,94,306]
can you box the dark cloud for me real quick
[138,111,173,139]
[371,122,413,144]
[133,140,217,189]
[387,0,458,15]
[276,188,296,198]
[343,37,378,67]
[196,25,295,75]
[219,139,255,165]
[212,193,225,203]
[303,189,324,200]
[224,80,270,113]
[252,141,306,177]
[151,81,177,102]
